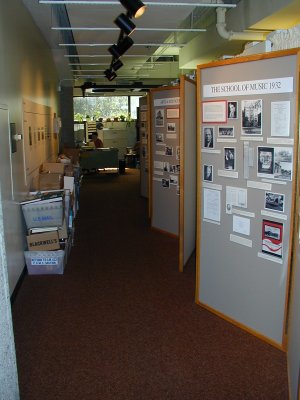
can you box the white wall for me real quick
[0,0,59,293]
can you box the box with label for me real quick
[27,231,60,251]
[24,250,65,275]
[22,200,63,229]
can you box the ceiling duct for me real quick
[216,6,266,41]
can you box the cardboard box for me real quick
[39,173,63,190]
[42,163,65,174]
[27,231,60,251]
[24,250,65,275]
[21,199,64,229]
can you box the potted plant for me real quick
[119,114,126,122]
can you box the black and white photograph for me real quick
[274,147,293,181]
[162,178,170,188]
[176,146,180,161]
[167,122,176,132]
[218,126,234,137]
[257,146,274,176]
[241,99,262,135]
[203,165,213,182]
[224,147,235,170]
[203,126,214,148]
[163,162,170,172]
[170,174,178,185]
[265,191,285,213]
[175,164,180,173]
[155,133,164,143]
[227,101,238,119]
[165,146,173,156]
[169,164,176,173]
[155,108,164,127]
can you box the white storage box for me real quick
[24,250,65,275]
[22,200,63,229]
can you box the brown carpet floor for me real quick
[12,169,288,400]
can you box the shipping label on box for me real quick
[27,231,60,251]
[32,257,59,265]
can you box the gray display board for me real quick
[139,96,149,198]
[196,51,299,348]
[151,87,180,236]
[179,77,197,271]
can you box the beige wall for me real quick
[0,0,59,293]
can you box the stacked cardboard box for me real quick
[21,161,81,275]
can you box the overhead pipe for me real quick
[216,6,266,42]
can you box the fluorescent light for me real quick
[39,1,236,8]
[60,43,186,47]
[53,27,205,32]
[65,54,154,57]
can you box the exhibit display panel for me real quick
[150,86,180,236]
[179,76,197,271]
[139,96,150,198]
[196,50,300,349]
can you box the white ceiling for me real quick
[22,0,300,95]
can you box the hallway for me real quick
[12,170,288,400]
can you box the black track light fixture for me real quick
[108,36,134,59]
[114,13,136,36]
[111,59,123,72]
[119,0,146,18]
[104,69,117,81]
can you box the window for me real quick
[74,95,142,121]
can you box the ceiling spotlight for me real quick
[119,0,146,18]
[108,36,134,59]
[104,69,117,81]
[112,59,123,71]
[114,13,136,35]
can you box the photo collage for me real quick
[154,105,180,195]
[201,97,293,260]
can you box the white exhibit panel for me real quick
[139,96,149,198]
[179,77,197,271]
[151,87,180,236]
[196,51,299,348]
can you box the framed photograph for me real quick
[167,108,179,119]
[262,219,283,258]
[264,191,285,213]
[162,178,170,188]
[257,146,274,177]
[167,122,176,133]
[155,133,164,143]
[227,101,238,119]
[218,126,234,137]
[202,100,227,123]
[176,146,180,161]
[165,146,173,156]
[224,147,235,170]
[241,99,262,135]
[203,164,213,182]
[274,147,293,181]
[170,174,178,185]
[203,126,215,148]
[155,108,164,127]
